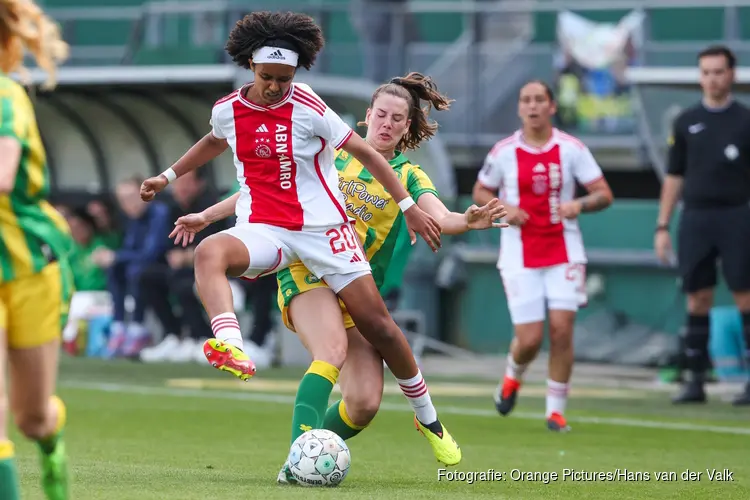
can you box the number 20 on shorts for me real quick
[327,222,360,255]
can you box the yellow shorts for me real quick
[276,262,355,332]
[0,261,71,349]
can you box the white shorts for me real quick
[222,221,371,293]
[500,263,587,325]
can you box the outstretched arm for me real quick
[417,193,507,235]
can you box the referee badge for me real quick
[725,144,739,161]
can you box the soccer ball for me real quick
[287,429,351,487]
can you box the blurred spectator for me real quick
[61,207,115,355]
[54,202,72,219]
[98,176,171,358]
[139,170,225,363]
[86,196,121,248]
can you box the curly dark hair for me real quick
[360,72,453,151]
[225,11,325,70]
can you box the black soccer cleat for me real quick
[494,376,520,416]
[672,381,707,404]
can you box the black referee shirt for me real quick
[667,100,750,209]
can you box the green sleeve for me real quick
[406,165,439,201]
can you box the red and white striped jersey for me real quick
[477,129,604,270]
[210,82,355,231]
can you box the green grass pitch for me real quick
[11,357,750,499]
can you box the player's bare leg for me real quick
[193,234,256,380]
[278,289,348,485]
[323,326,384,439]
[0,327,20,499]
[495,322,543,416]
[9,340,67,499]
[337,275,461,466]
[546,310,576,432]
[730,291,750,405]
[674,289,713,404]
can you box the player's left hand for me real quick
[466,198,509,230]
[560,200,582,219]
[403,204,442,252]
[170,212,210,247]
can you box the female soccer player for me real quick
[171,72,507,476]
[140,12,461,462]
[472,80,614,432]
[0,1,72,498]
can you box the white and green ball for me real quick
[288,429,351,487]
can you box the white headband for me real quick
[252,46,299,67]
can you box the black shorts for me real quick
[677,204,750,293]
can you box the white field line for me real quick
[62,380,750,436]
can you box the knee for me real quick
[515,329,544,354]
[355,310,398,345]
[194,238,225,273]
[14,409,48,441]
[345,391,382,427]
[312,343,348,370]
[687,290,714,315]
[548,322,573,350]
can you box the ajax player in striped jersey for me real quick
[472,81,614,432]
[171,72,507,477]
[140,12,463,462]
[0,1,72,498]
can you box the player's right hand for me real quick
[504,205,530,226]
[170,213,210,247]
[654,230,673,264]
[403,204,442,252]
[140,175,169,202]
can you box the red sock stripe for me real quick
[211,319,240,336]
[211,319,240,330]
[399,381,428,398]
[399,379,424,390]
[211,316,238,326]
[547,387,569,396]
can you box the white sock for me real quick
[505,353,528,382]
[396,370,438,425]
[210,313,244,351]
[546,379,569,417]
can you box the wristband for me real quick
[398,197,416,212]
[655,224,669,233]
[161,167,177,183]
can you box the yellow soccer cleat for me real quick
[203,339,256,381]
[414,415,462,466]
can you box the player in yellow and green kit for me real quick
[0,2,72,499]
[168,72,507,482]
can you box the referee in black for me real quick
[655,45,750,406]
